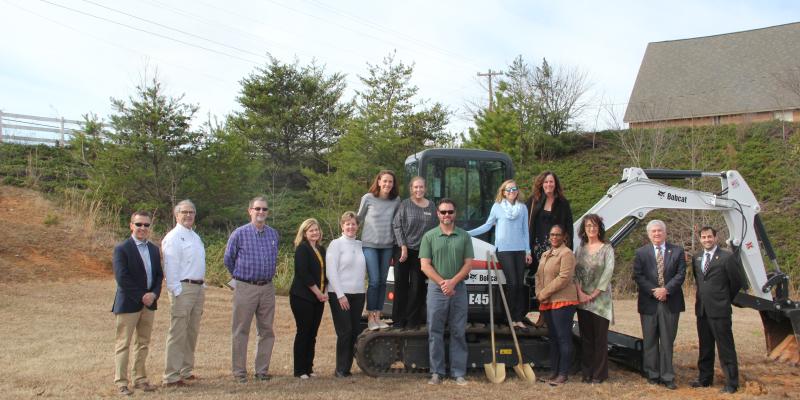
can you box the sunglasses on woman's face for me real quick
[504,187,518,192]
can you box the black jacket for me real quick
[633,242,686,315]
[290,241,327,302]
[111,238,163,314]
[692,247,744,318]
[525,195,574,250]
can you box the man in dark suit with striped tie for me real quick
[111,211,163,396]
[689,226,744,394]
[633,219,686,390]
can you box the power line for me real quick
[302,0,484,70]
[79,0,268,60]
[38,0,262,65]
[5,0,233,87]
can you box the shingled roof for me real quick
[624,22,800,123]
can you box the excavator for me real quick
[354,149,799,377]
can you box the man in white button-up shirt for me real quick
[162,199,206,387]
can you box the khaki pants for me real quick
[114,308,155,387]
[163,282,205,383]
[231,281,275,377]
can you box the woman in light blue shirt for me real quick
[468,179,532,329]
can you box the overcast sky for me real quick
[1,0,797,136]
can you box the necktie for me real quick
[656,246,665,287]
[703,252,710,275]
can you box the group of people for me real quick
[110,169,744,395]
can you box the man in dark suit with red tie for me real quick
[633,219,686,390]
[111,211,163,396]
[689,226,744,394]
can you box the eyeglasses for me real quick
[251,207,269,212]
[504,187,518,192]
[549,232,563,237]
[438,209,455,215]
[179,210,196,215]
[134,223,151,228]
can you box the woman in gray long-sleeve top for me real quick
[391,176,438,330]
[358,170,401,330]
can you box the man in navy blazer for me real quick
[689,226,743,394]
[633,219,686,390]
[112,211,163,396]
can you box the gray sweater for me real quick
[392,198,437,250]
[357,193,400,249]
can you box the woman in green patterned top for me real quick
[574,214,614,384]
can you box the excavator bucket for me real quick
[761,309,800,366]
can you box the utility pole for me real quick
[477,69,504,111]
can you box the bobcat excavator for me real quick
[354,150,799,376]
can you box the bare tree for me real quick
[613,101,675,168]
[533,58,590,136]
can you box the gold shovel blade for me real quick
[513,363,536,382]
[484,362,506,383]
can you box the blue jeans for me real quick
[427,281,468,378]
[364,247,393,312]
[543,305,576,376]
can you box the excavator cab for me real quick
[402,148,513,233]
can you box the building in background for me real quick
[625,22,800,129]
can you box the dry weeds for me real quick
[0,279,798,400]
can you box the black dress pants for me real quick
[497,251,528,322]
[577,308,610,381]
[697,313,739,388]
[391,248,427,328]
[329,293,366,374]
[290,294,324,376]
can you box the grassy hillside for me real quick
[513,121,800,293]
[2,121,798,293]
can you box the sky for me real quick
[1,0,797,139]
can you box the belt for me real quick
[181,279,204,285]
[235,278,272,286]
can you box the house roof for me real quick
[624,22,800,123]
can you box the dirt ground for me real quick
[0,185,799,399]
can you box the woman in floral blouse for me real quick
[574,214,615,384]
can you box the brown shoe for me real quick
[162,380,187,388]
[118,386,133,396]
[548,375,568,386]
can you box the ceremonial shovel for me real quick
[490,253,536,382]
[484,251,506,383]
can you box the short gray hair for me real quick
[646,219,666,232]
[173,199,196,216]
[249,196,268,208]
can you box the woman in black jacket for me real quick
[290,218,328,379]
[526,171,574,267]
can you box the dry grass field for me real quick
[0,280,798,400]
[1,185,799,399]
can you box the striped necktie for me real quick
[656,246,665,287]
[703,252,710,275]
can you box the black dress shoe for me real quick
[720,386,738,394]
[334,371,352,378]
[690,380,712,388]
[647,378,660,385]
[663,381,677,390]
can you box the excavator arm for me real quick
[573,167,799,365]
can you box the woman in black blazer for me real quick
[290,218,328,379]
[526,171,574,265]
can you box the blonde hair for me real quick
[494,179,523,203]
[293,218,321,247]
[340,211,358,226]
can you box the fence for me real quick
[0,111,86,146]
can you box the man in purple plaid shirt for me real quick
[224,196,280,383]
